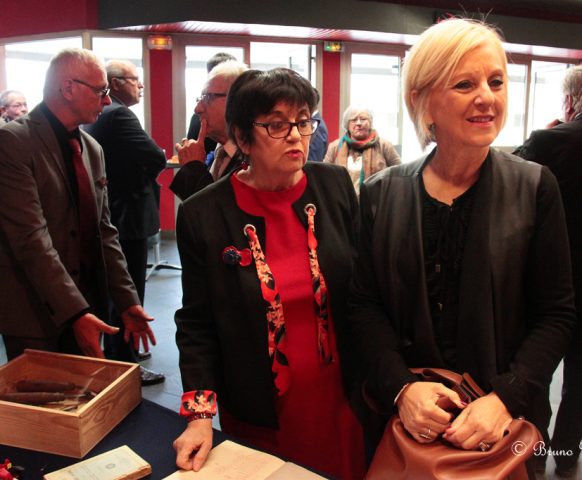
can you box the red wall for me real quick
[148,49,176,231]
[321,51,341,142]
[0,0,98,38]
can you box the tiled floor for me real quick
[0,234,579,478]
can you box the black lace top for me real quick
[420,170,479,368]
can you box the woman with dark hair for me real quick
[173,68,365,479]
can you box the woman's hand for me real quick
[173,418,213,471]
[443,392,512,450]
[396,382,465,443]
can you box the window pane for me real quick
[494,62,526,147]
[350,53,400,155]
[184,46,244,135]
[5,37,82,111]
[528,61,569,135]
[92,37,144,126]
[250,42,314,84]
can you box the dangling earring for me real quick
[240,151,250,170]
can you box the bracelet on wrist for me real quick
[180,390,217,418]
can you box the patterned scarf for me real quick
[336,130,379,186]
[244,204,331,396]
[341,129,379,151]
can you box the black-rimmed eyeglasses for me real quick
[196,92,227,104]
[252,119,320,139]
[72,79,110,98]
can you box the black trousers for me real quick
[551,322,582,469]
[104,237,148,362]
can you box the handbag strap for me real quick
[410,368,485,403]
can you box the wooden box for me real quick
[0,349,141,458]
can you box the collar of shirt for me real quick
[40,102,82,155]
[222,139,238,159]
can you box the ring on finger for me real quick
[419,427,432,440]
[478,441,492,452]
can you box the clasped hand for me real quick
[396,382,512,450]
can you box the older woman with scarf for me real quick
[324,106,400,194]
[173,68,366,480]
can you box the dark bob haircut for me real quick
[225,68,318,146]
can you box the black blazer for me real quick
[514,117,582,310]
[175,162,359,428]
[349,148,576,423]
[84,97,166,240]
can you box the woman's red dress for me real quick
[220,173,365,480]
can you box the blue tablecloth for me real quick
[0,398,226,479]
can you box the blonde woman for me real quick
[348,18,576,477]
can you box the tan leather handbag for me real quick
[366,368,542,480]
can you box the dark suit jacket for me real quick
[175,162,359,428]
[349,148,576,424]
[84,97,166,240]
[0,105,139,339]
[169,148,244,202]
[514,117,582,311]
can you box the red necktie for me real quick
[68,138,97,265]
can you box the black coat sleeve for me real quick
[169,161,214,201]
[110,107,166,180]
[174,202,223,393]
[348,179,417,414]
[490,167,576,415]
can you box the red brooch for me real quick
[222,246,251,267]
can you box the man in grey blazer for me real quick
[0,48,156,361]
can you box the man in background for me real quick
[0,48,155,361]
[186,51,237,160]
[0,89,28,123]
[84,59,166,386]
[308,89,328,162]
[514,64,582,479]
[170,60,248,201]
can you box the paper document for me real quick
[163,440,327,480]
[43,445,151,480]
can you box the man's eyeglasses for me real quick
[72,79,110,98]
[196,92,227,104]
[7,103,27,109]
[252,119,320,139]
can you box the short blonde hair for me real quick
[43,48,104,98]
[402,18,507,148]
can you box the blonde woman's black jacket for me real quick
[349,148,576,425]
[175,162,359,428]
